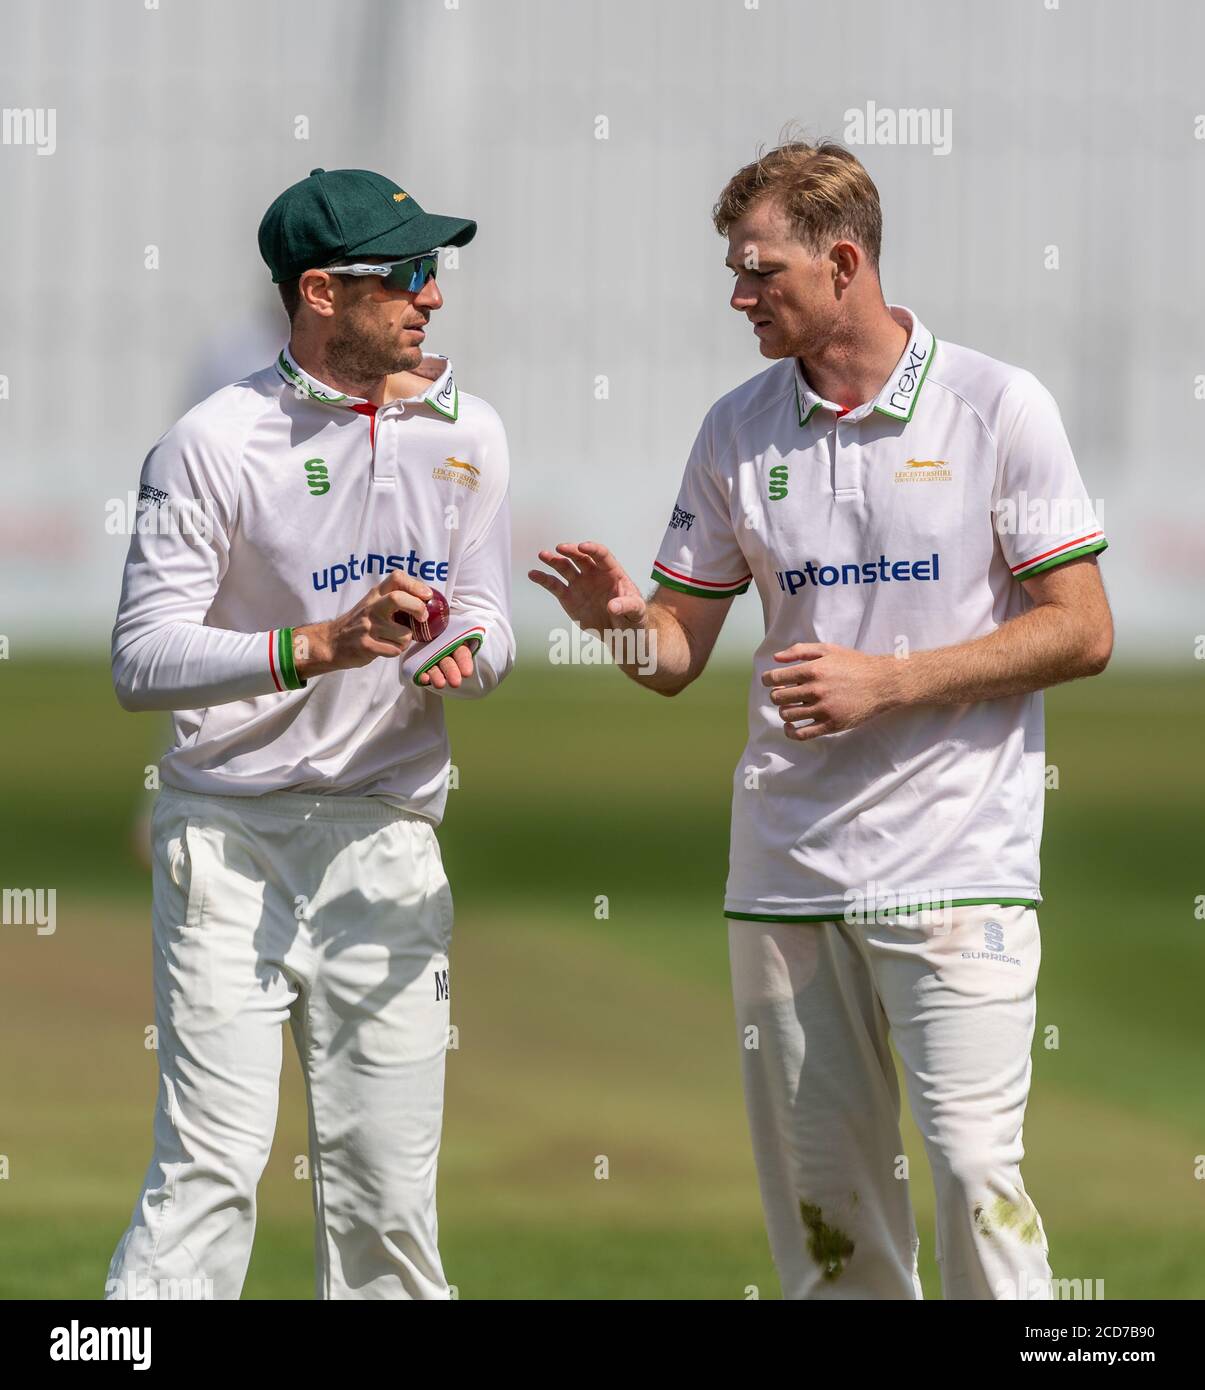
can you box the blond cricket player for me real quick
[530,141,1111,1300]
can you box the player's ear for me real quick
[830,240,860,288]
[298,269,338,319]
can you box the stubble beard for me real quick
[781,312,838,367]
[325,308,422,391]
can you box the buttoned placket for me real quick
[797,373,863,504]
[832,407,864,503]
[368,401,410,488]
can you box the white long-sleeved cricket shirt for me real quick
[112,345,515,824]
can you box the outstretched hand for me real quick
[527,542,647,636]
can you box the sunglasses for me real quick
[325,253,439,292]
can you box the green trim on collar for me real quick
[794,376,822,427]
[276,350,352,404]
[424,377,459,422]
[872,334,937,423]
[791,309,936,427]
[277,345,460,419]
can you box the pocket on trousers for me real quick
[170,817,211,928]
[168,833,188,889]
[182,822,210,929]
[164,817,208,931]
[157,814,248,1029]
[424,827,454,953]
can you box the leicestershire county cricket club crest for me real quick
[432,456,481,492]
[893,457,952,483]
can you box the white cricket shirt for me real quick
[652,306,1107,921]
[112,345,514,823]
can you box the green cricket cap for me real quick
[258,167,477,283]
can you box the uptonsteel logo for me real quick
[313,550,449,593]
[776,554,940,595]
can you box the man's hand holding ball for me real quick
[293,575,473,689]
[397,588,475,690]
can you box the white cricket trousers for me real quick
[106,786,454,1300]
[729,905,1054,1300]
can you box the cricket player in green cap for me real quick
[105,168,514,1300]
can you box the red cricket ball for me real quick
[395,587,450,645]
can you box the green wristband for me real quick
[278,628,307,690]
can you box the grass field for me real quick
[1,656,1203,1299]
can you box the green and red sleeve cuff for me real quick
[1010,531,1107,581]
[412,625,487,684]
[651,560,752,599]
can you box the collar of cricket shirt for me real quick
[276,344,370,407]
[792,304,936,427]
[396,353,459,422]
[275,344,459,421]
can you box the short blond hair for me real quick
[712,140,883,268]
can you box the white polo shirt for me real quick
[652,306,1107,922]
[111,345,514,824]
